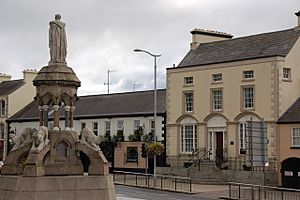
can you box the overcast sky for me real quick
[0,0,300,95]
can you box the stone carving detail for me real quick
[81,128,102,150]
[31,126,49,151]
[10,128,37,151]
[49,14,67,64]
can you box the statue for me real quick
[31,126,49,151]
[10,128,37,151]
[80,128,102,151]
[49,14,67,65]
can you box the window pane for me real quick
[180,124,197,153]
[244,87,254,108]
[212,90,222,111]
[212,73,222,82]
[243,70,254,79]
[184,77,193,85]
[185,93,193,112]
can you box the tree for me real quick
[146,142,164,158]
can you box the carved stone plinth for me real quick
[0,175,116,200]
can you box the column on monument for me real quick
[38,106,44,126]
[64,105,70,130]
[43,105,49,127]
[52,105,60,131]
[70,106,75,130]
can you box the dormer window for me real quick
[243,70,254,80]
[212,73,222,83]
[184,77,193,85]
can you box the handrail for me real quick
[187,148,211,171]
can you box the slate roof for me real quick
[0,79,24,96]
[177,28,300,68]
[7,89,166,122]
[277,97,300,124]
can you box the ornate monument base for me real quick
[0,175,115,200]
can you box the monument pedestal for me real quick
[0,175,115,200]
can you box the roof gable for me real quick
[178,28,300,68]
[0,79,25,96]
[278,97,300,123]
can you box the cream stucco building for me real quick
[166,11,300,179]
[0,69,37,160]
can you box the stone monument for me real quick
[0,14,116,200]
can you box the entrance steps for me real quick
[187,161,228,184]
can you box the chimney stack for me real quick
[190,29,233,50]
[295,10,300,27]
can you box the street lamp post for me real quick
[134,49,161,177]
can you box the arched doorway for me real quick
[206,115,228,163]
[281,157,300,189]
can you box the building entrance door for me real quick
[281,157,300,189]
[215,132,224,163]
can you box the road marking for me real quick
[117,194,145,200]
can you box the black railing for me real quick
[185,148,212,171]
[223,182,300,200]
[113,170,192,193]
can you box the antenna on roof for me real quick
[104,69,117,94]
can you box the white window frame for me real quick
[184,92,193,112]
[184,77,193,85]
[243,87,254,109]
[212,89,223,111]
[150,120,155,133]
[283,68,291,81]
[133,120,140,130]
[243,70,254,80]
[292,128,300,147]
[212,73,222,82]
[180,124,197,153]
[117,120,124,130]
[92,122,98,136]
[105,121,111,134]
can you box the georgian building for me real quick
[166,11,300,183]
[0,69,37,161]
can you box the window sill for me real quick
[242,78,255,82]
[290,146,300,149]
[282,79,292,82]
[211,81,223,85]
[241,108,255,112]
[183,84,194,87]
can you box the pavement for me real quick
[191,184,229,199]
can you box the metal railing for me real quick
[113,170,192,193]
[227,182,300,200]
[185,148,212,171]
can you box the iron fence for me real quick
[227,182,300,200]
[113,170,192,193]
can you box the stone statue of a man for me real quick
[49,14,67,65]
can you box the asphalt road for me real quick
[116,185,213,200]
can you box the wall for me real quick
[114,141,146,171]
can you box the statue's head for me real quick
[55,14,61,20]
